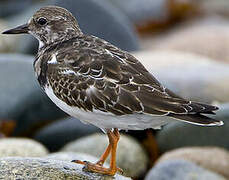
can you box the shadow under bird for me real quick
[3,6,223,176]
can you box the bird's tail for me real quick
[168,113,223,126]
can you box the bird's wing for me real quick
[47,36,218,117]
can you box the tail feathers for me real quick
[169,113,223,126]
[187,102,219,114]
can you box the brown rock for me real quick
[142,16,229,63]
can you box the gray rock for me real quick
[0,157,130,180]
[61,133,148,177]
[157,147,229,179]
[107,0,168,25]
[156,103,229,153]
[0,138,48,157]
[0,0,34,18]
[7,0,139,55]
[151,17,229,63]
[134,50,229,103]
[145,159,226,180]
[46,152,109,167]
[0,54,66,135]
[34,117,99,152]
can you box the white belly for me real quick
[44,86,173,130]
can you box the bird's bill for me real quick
[2,23,29,34]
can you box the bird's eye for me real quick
[37,17,47,26]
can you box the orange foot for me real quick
[72,160,123,176]
[72,128,122,176]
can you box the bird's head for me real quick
[2,6,83,48]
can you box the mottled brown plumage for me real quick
[3,6,223,176]
[35,34,220,126]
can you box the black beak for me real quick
[2,23,29,34]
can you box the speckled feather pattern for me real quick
[30,6,222,130]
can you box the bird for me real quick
[3,6,223,176]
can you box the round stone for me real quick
[157,147,229,179]
[145,159,226,180]
[0,138,48,157]
[0,157,130,180]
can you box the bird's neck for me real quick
[37,29,83,50]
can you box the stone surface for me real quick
[157,147,229,179]
[0,0,34,18]
[156,103,229,153]
[7,0,139,54]
[34,117,99,152]
[0,138,48,157]
[145,159,226,180]
[133,50,229,103]
[0,157,130,180]
[0,54,66,135]
[46,152,109,167]
[147,17,229,63]
[108,0,168,25]
[61,133,148,177]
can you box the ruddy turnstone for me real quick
[3,6,223,176]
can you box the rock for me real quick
[34,117,99,152]
[145,159,226,180]
[149,16,229,63]
[107,0,168,25]
[46,152,109,167]
[7,0,139,54]
[0,0,34,18]
[157,147,229,179]
[0,54,66,136]
[61,133,148,177]
[0,138,48,157]
[107,0,197,29]
[156,103,229,153]
[133,50,229,103]
[0,157,130,180]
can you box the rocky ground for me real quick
[0,0,229,179]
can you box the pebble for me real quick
[149,17,229,63]
[0,157,130,180]
[0,138,48,157]
[145,159,226,180]
[157,147,229,179]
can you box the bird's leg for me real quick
[96,128,120,166]
[72,128,122,176]
[96,143,111,166]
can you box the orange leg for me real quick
[96,143,111,166]
[72,128,122,176]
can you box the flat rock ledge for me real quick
[0,157,130,180]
